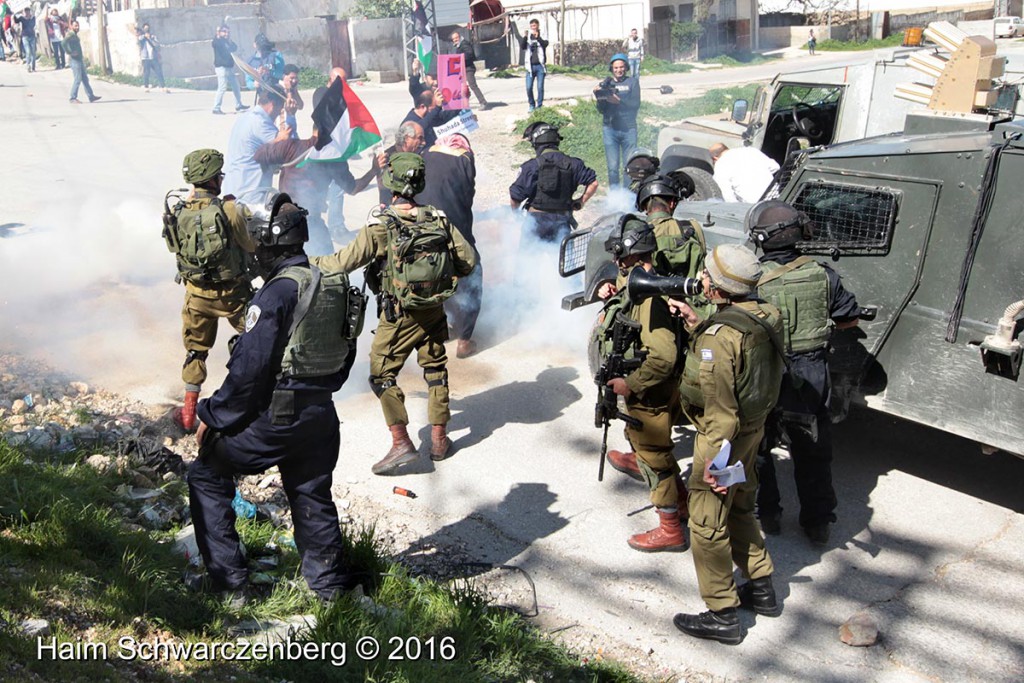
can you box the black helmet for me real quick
[604,213,656,259]
[238,189,309,247]
[523,121,561,148]
[746,199,812,249]
[635,173,684,211]
[625,148,660,184]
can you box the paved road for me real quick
[2,50,1023,682]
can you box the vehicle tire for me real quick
[677,166,723,201]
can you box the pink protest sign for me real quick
[438,53,468,111]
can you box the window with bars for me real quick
[559,228,591,277]
[792,181,899,254]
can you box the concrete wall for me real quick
[758,24,831,50]
[350,17,403,76]
[266,17,332,71]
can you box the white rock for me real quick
[85,454,111,472]
[19,619,50,638]
[174,525,201,566]
[69,382,90,395]
[11,399,27,415]
[839,611,879,647]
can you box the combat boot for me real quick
[737,575,781,617]
[673,607,742,645]
[371,425,418,475]
[430,424,453,461]
[176,390,200,431]
[455,339,478,359]
[627,509,688,552]
[606,450,643,482]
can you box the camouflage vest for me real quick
[381,207,458,310]
[270,265,366,378]
[757,256,832,353]
[650,215,707,279]
[165,196,248,286]
[678,304,784,424]
[588,294,642,378]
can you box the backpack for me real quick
[162,190,248,286]
[652,217,706,278]
[381,207,458,310]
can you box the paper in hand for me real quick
[709,439,746,487]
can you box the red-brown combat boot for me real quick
[606,450,644,482]
[176,390,199,431]
[430,424,453,461]
[627,509,689,552]
[372,425,418,475]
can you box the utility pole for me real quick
[96,0,110,73]
[855,0,860,42]
[559,0,566,66]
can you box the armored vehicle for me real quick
[563,24,1024,458]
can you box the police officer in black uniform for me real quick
[509,122,599,243]
[748,200,861,546]
[189,191,361,603]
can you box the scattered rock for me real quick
[8,415,26,426]
[133,472,157,489]
[174,525,201,566]
[85,454,112,472]
[11,399,28,415]
[258,473,279,489]
[839,611,879,647]
[68,382,90,395]
[19,619,50,638]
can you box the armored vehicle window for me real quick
[792,181,899,254]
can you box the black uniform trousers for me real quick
[188,400,352,599]
[756,351,838,529]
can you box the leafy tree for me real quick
[351,0,407,19]
[671,21,704,57]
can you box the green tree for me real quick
[351,0,407,19]
[671,21,703,58]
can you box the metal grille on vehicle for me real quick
[559,227,592,277]
[793,181,900,254]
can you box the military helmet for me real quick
[236,189,309,247]
[747,199,813,249]
[705,244,762,297]
[523,121,561,148]
[635,173,684,210]
[625,149,660,185]
[382,152,426,198]
[182,149,224,185]
[604,213,656,259]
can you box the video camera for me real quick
[626,268,703,302]
[594,78,617,101]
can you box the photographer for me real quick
[594,53,640,188]
[519,18,547,111]
[136,23,167,93]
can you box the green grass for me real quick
[298,67,329,90]
[515,84,760,181]
[702,51,781,67]
[86,65,203,90]
[812,32,906,51]
[0,437,647,682]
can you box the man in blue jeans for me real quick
[211,25,248,115]
[64,19,100,103]
[520,18,547,111]
[595,53,640,188]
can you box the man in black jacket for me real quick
[595,53,641,188]
[212,25,248,115]
[450,29,489,110]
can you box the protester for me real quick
[450,29,489,110]
[281,63,304,138]
[709,142,780,202]
[407,58,436,105]
[14,7,35,72]
[246,32,284,90]
[45,8,65,69]
[222,89,289,197]
[808,29,817,56]
[136,23,168,93]
[624,28,644,78]
[65,19,99,103]
[520,18,547,111]
[211,25,248,115]
[595,53,641,188]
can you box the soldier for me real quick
[635,173,705,279]
[624,148,660,192]
[597,215,688,552]
[190,193,362,604]
[163,149,256,431]
[668,244,785,644]
[748,200,860,545]
[313,153,477,475]
[509,122,598,244]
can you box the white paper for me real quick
[709,439,746,487]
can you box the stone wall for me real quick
[350,18,404,77]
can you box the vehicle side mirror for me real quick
[732,99,748,122]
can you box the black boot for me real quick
[737,576,781,617]
[673,607,742,645]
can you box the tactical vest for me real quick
[270,265,366,378]
[531,151,576,212]
[164,197,248,286]
[589,295,642,378]
[381,207,458,310]
[651,216,706,279]
[678,304,784,424]
[757,256,832,353]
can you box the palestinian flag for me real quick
[299,77,382,167]
[416,35,434,74]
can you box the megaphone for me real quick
[627,268,703,302]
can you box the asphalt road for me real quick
[2,47,1023,682]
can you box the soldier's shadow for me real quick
[413,366,583,454]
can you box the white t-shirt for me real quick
[713,147,781,203]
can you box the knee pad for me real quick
[368,375,397,398]
[637,460,674,493]
[183,350,209,368]
[423,368,448,389]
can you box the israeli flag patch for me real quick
[244,305,262,332]
[701,349,714,361]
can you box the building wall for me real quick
[350,17,404,75]
[759,24,834,49]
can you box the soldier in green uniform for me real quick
[314,153,477,475]
[624,148,660,191]
[163,149,256,430]
[668,244,785,644]
[596,215,687,551]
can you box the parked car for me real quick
[994,16,1023,38]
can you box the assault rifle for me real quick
[594,309,645,481]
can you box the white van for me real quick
[994,16,1023,38]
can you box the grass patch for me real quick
[86,65,203,90]
[813,32,906,51]
[701,51,781,67]
[298,67,328,90]
[0,437,647,681]
[514,84,760,181]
